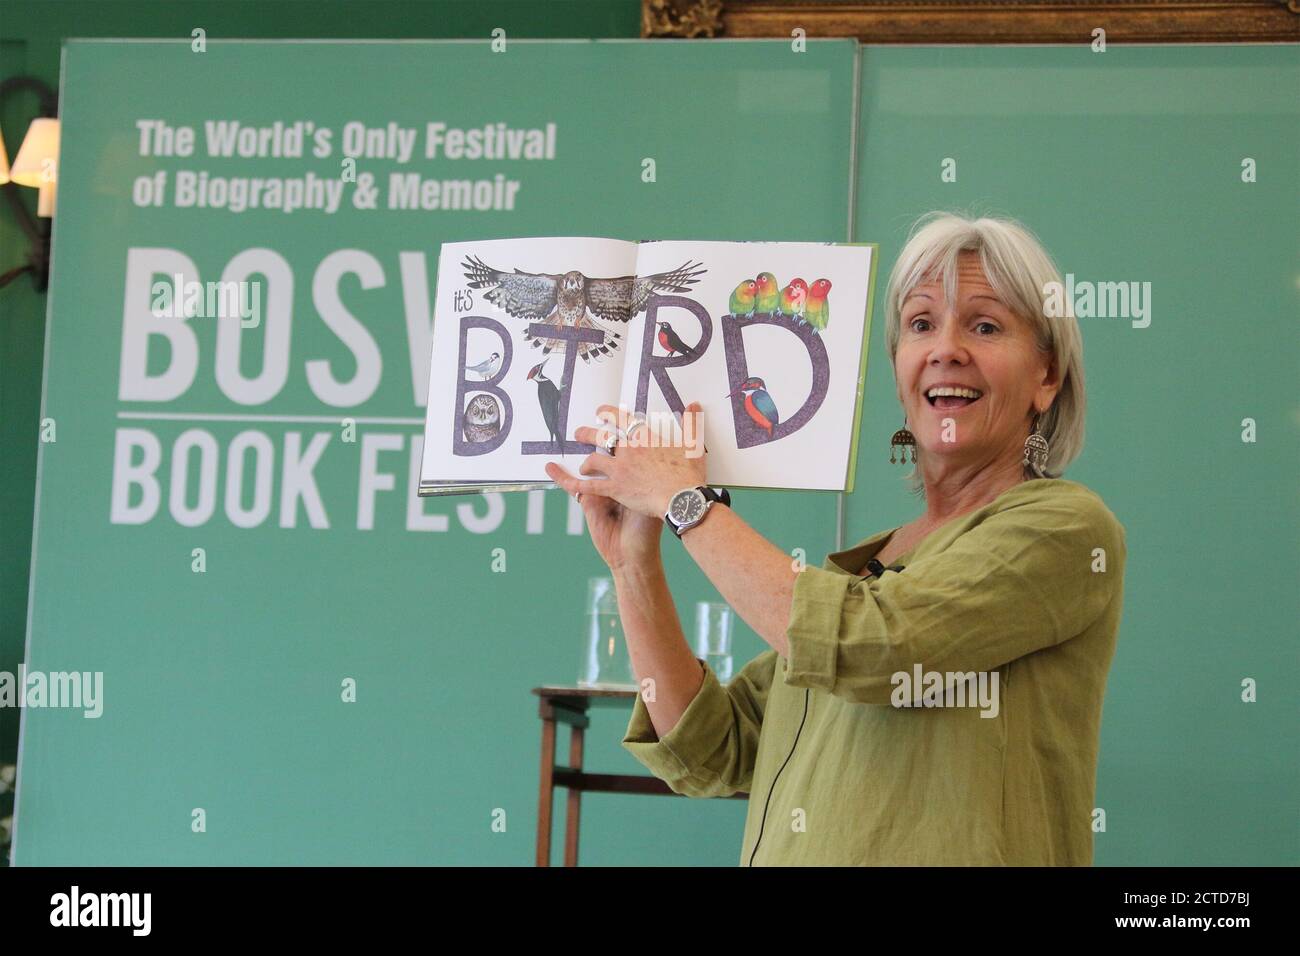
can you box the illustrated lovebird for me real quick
[728,279,757,316]
[803,279,831,332]
[526,359,563,451]
[754,272,780,315]
[777,278,809,323]
[657,321,699,358]
[725,375,780,439]
[465,351,501,380]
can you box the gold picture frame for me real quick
[642,0,1300,43]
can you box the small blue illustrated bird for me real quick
[656,321,699,358]
[465,351,501,380]
[527,359,562,451]
[725,376,780,439]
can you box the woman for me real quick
[545,211,1126,866]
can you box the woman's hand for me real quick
[557,482,665,572]
[546,401,709,570]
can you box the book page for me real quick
[617,240,873,491]
[420,237,640,489]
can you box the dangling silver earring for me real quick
[1022,413,1050,477]
[890,419,917,464]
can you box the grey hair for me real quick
[883,210,1086,494]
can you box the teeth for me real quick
[927,386,982,399]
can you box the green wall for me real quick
[851,45,1298,865]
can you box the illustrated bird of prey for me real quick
[656,321,699,358]
[725,375,780,439]
[461,255,707,364]
[804,279,832,332]
[465,351,501,380]
[462,394,502,443]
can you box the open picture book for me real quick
[418,237,878,496]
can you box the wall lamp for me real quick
[0,76,59,292]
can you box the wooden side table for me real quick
[532,685,746,867]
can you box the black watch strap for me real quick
[669,486,731,538]
[701,486,731,507]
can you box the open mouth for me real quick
[925,386,983,410]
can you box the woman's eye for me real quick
[908,317,931,332]
[975,321,999,334]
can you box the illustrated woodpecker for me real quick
[526,359,562,452]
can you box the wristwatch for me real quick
[664,485,731,539]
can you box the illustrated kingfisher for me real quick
[465,351,501,380]
[656,321,699,358]
[725,376,780,439]
[526,359,562,451]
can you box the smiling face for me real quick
[894,251,1060,476]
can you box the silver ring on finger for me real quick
[602,431,618,456]
[575,491,583,503]
[625,418,648,444]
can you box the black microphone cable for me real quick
[746,560,905,865]
[747,685,810,866]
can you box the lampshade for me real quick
[0,125,10,184]
[10,117,59,188]
[10,118,59,216]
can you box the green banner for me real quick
[15,38,859,864]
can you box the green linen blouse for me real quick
[621,477,1127,865]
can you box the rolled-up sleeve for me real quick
[784,490,1126,705]
[622,650,777,798]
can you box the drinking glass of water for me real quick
[694,602,734,682]
[578,576,635,689]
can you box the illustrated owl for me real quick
[461,255,706,364]
[462,393,502,444]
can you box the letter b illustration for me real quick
[453,316,512,457]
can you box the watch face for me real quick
[669,489,707,525]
